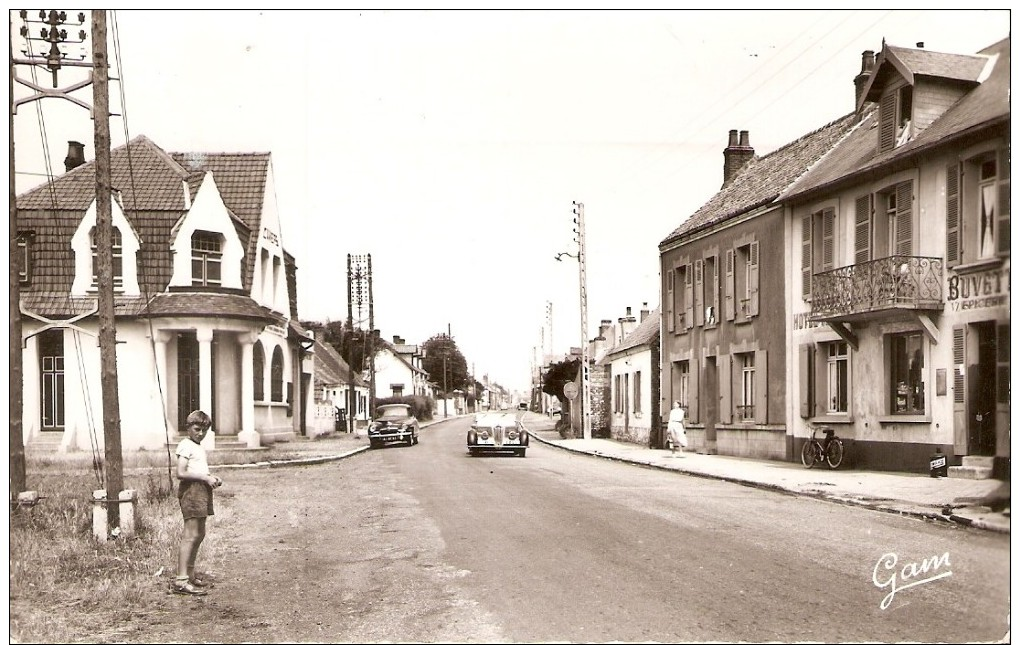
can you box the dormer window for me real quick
[17,231,32,284]
[880,85,913,152]
[191,230,223,286]
[90,226,123,289]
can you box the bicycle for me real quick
[801,425,845,469]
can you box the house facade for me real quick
[600,306,661,447]
[783,39,1010,477]
[309,337,370,435]
[659,119,859,461]
[372,337,431,400]
[17,135,310,451]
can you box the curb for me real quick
[523,424,1009,535]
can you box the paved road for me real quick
[135,415,1010,643]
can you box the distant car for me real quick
[467,412,528,457]
[517,402,528,411]
[368,403,420,448]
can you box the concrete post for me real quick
[92,489,108,542]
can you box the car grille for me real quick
[492,425,505,446]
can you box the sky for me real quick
[10,8,1011,393]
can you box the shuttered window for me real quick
[855,194,872,264]
[996,147,1010,256]
[666,267,674,333]
[894,182,913,256]
[946,164,961,266]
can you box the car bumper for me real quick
[370,431,414,443]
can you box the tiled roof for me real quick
[659,113,860,248]
[787,37,1009,202]
[139,292,281,323]
[600,307,661,363]
[377,340,429,376]
[862,44,990,105]
[16,135,280,317]
[312,338,368,389]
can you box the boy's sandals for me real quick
[189,575,213,589]
[169,579,208,596]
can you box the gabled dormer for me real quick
[168,172,245,290]
[858,42,992,153]
[70,193,141,296]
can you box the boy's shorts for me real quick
[178,480,214,519]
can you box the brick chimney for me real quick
[393,335,403,344]
[722,130,753,188]
[64,141,86,172]
[618,306,638,342]
[640,302,650,322]
[854,50,876,109]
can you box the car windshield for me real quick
[378,406,410,419]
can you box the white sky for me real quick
[11,8,1011,393]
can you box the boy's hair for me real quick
[186,410,212,429]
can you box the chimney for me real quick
[64,141,86,172]
[722,130,753,187]
[854,50,876,109]
[640,302,650,322]
[393,335,403,344]
[916,42,924,48]
[618,306,638,342]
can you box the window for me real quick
[191,231,223,286]
[889,332,925,414]
[737,353,755,421]
[826,342,849,414]
[703,255,718,326]
[633,370,642,413]
[391,384,404,397]
[39,329,64,430]
[674,264,691,331]
[677,361,689,409]
[17,232,32,284]
[614,374,622,413]
[271,346,285,402]
[253,342,265,401]
[732,242,760,318]
[948,148,1010,266]
[879,84,913,152]
[90,226,123,289]
[869,181,913,258]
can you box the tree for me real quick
[304,320,372,372]
[542,358,579,434]
[421,334,469,394]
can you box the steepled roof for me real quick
[660,113,861,248]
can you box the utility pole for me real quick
[442,354,448,418]
[366,254,375,420]
[92,10,123,528]
[9,18,27,499]
[572,201,592,441]
[346,254,355,433]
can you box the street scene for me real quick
[9,9,1011,644]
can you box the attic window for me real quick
[191,230,223,286]
[90,226,123,290]
[880,85,914,152]
[17,231,32,284]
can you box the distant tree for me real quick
[303,319,372,372]
[542,358,579,434]
[421,334,470,394]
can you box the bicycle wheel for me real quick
[801,440,819,468]
[826,439,845,469]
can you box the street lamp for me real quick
[554,201,592,440]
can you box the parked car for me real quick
[517,402,528,411]
[368,403,420,448]
[467,412,528,457]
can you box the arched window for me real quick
[253,341,265,401]
[271,346,284,402]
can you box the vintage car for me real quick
[467,412,528,457]
[368,403,420,448]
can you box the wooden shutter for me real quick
[748,241,760,316]
[821,208,835,270]
[895,181,913,256]
[946,164,961,266]
[855,194,872,264]
[799,344,814,418]
[879,92,897,152]
[953,326,967,455]
[666,267,675,333]
[718,354,731,424]
[694,259,704,326]
[801,212,812,299]
[997,146,1010,256]
[754,349,768,424]
[722,251,733,322]
[684,264,694,330]
[996,324,1009,443]
[689,358,700,423]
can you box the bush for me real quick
[374,395,433,421]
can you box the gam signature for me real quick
[873,552,952,610]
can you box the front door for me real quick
[177,332,200,433]
[969,322,998,456]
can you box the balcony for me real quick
[810,256,944,323]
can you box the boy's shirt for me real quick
[175,438,210,477]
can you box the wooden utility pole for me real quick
[92,10,123,528]
[9,19,27,498]
[366,254,375,420]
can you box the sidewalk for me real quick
[518,413,1010,535]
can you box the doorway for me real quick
[968,321,998,456]
[177,332,200,433]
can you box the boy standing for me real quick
[171,410,222,596]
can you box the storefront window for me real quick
[889,332,925,414]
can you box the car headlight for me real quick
[508,428,519,440]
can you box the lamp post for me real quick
[555,201,592,441]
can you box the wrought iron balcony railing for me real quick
[810,256,943,321]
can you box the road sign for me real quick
[563,382,578,400]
